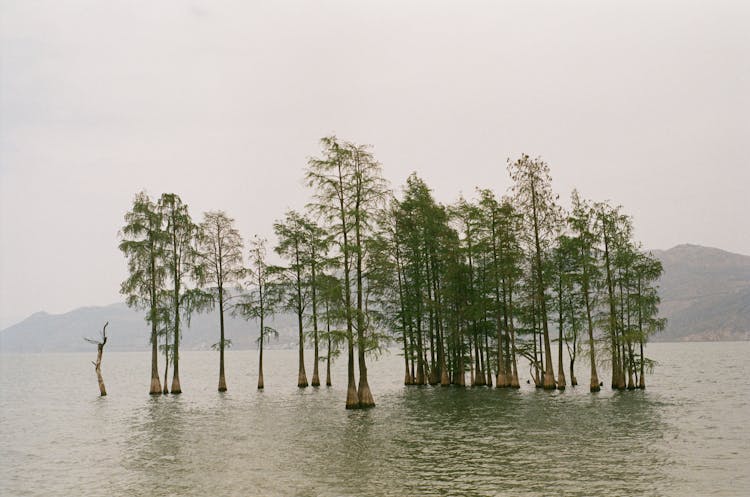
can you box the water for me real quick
[1,342,748,496]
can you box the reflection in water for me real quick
[1,344,748,497]
[122,397,191,495]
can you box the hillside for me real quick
[1,244,748,352]
[653,244,750,341]
[0,303,300,353]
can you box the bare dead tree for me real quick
[84,322,108,396]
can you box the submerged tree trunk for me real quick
[90,322,108,396]
[310,246,321,387]
[325,307,332,387]
[326,338,332,387]
[258,338,264,389]
[456,340,466,387]
[171,259,182,395]
[530,182,556,390]
[171,324,181,394]
[95,342,107,396]
[258,307,265,389]
[297,309,308,388]
[582,261,600,393]
[395,247,413,386]
[150,255,162,395]
[295,242,308,389]
[570,358,578,387]
[496,310,507,388]
[218,292,227,392]
[556,277,566,390]
[162,340,169,395]
[508,287,520,389]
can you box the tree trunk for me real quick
[325,309,332,387]
[582,260,600,393]
[258,309,265,389]
[162,342,169,395]
[94,343,106,396]
[310,251,321,387]
[496,315,507,388]
[258,338,264,389]
[626,342,636,390]
[149,257,162,394]
[484,331,492,387]
[171,258,182,394]
[295,243,308,388]
[570,358,578,387]
[602,224,624,391]
[456,340,466,387]
[297,308,308,388]
[530,181,555,390]
[395,247,412,386]
[556,278,566,390]
[218,291,227,392]
[326,336,332,387]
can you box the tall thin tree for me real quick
[195,211,245,392]
[119,191,167,395]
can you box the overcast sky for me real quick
[1,1,748,328]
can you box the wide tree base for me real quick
[542,371,557,390]
[149,377,162,395]
[345,384,359,409]
[171,376,182,395]
[298,371,309,388]
[358,382,375,408]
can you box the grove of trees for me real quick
[118,137,665,407]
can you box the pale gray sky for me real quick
[1,0,748,328]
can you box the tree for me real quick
[317,273,345,387]
[307,137,358,408]
[195,211,245,392]
[157,193,196,394]
[348,141,390,406]
[550,233,579,390]
[306,136,389,408]
[303,217,331,387]
[84,322,108,396]
[238,235,279,390]
[568,190,603,392]
[595,201,630,390]
[509,155,561,390]
[631,251,665,389]
[450,197,487,387]
[119,191,167,395]
[156,299,173,394]
[273,210,311,388]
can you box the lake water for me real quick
[1,342,748,496]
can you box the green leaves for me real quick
[211,339,232,351]
[194,211,245,305]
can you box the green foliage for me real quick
[211,339,232,351]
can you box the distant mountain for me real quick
[0,303,300,353]
[652,244,750,341]
[2,244,748,352]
